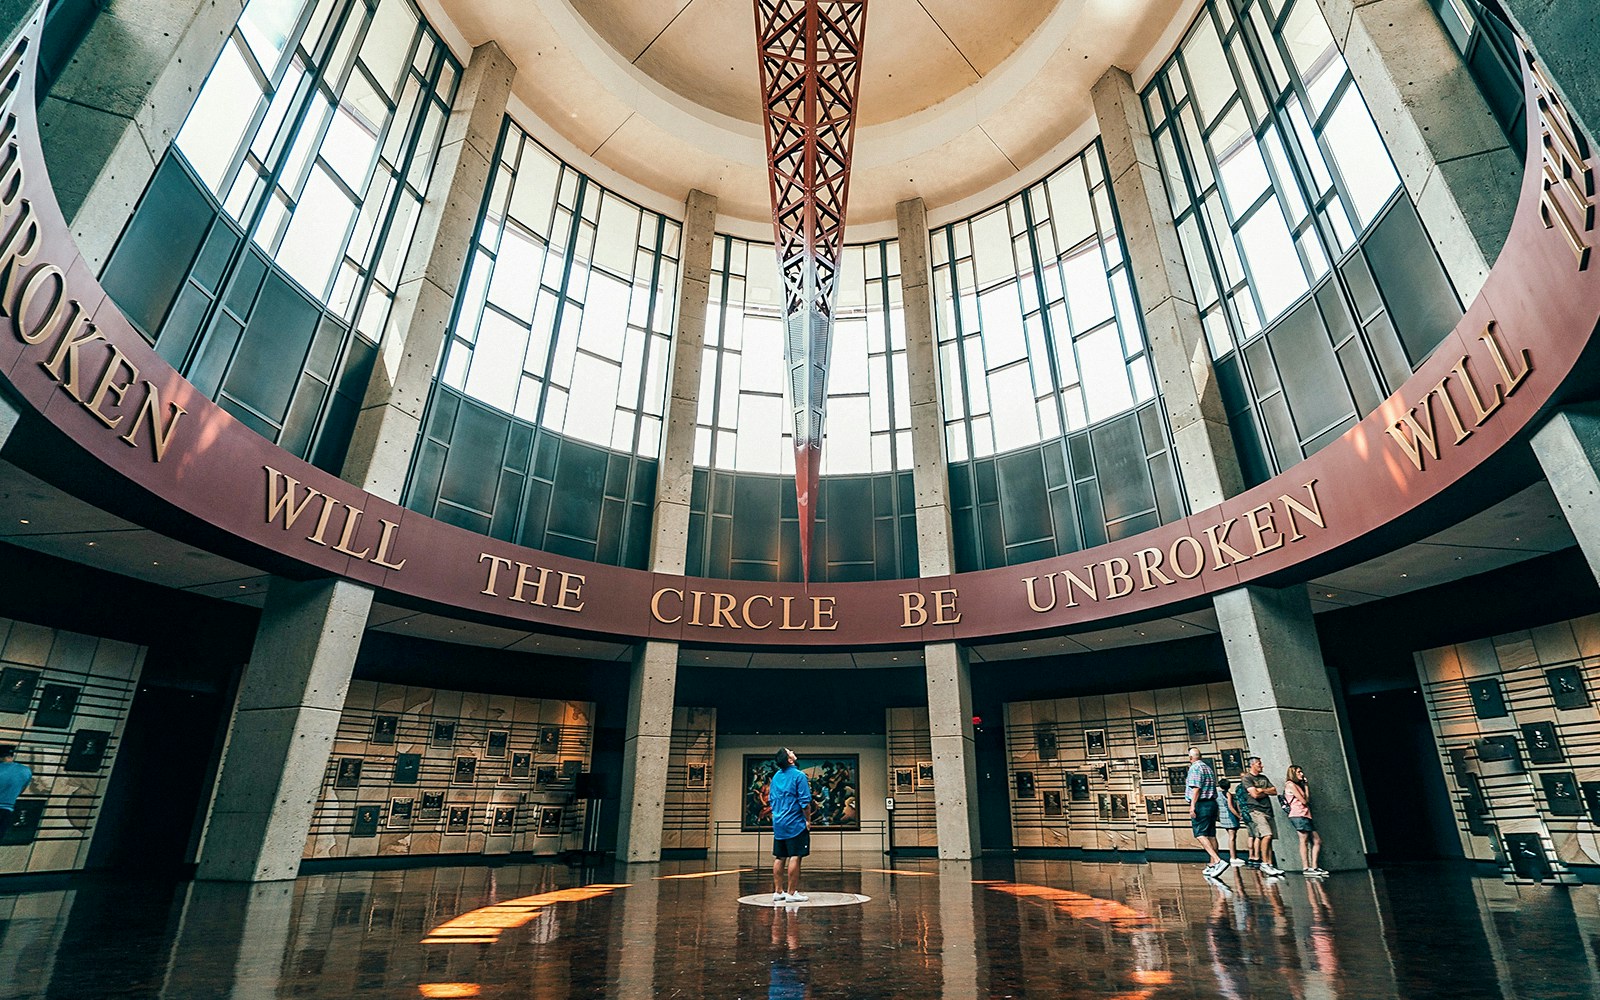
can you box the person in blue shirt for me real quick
[769,747,812,903]
[0,744,33,839]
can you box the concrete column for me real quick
[899,197,981,859]
[1214,585,1368,871]
[1531,404,1600,583]
[1499,1,1600,148]
[926,643,981,858]
[1092,66,1242,508]
[616,641,677,863]
[38,0,242,272]
[897,197,955,574]
[617,189,716,863]
[342,40,515,500]
[196,578,372,881]
[1316,0,1521,302]
[650,189,718,574]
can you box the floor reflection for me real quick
[1,855,1597,998]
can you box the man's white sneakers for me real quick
[773,891,788,902]
[787,892,810,902]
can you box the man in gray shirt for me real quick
[1241,756,1284,876]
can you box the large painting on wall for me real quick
[741,754,861,832]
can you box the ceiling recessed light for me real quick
[18,519,28,524]
[86,541,96,547]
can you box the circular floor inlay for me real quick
[736,892,871,908]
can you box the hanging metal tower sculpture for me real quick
[754,0,868,583]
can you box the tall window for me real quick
[174,0,455,328]
[437,123,680,458]
[696,237,911,475]
[100,0,458,469]
[1144,0,1460,478]
[1143,0,1402,357]
[931,141,1155,463]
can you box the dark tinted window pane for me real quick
[1089,412,1155,524]
[225,273,319,424]
[548,441,608,540]
[1365,200,1462,363]
[103,157,213,338]
[997,451,1050,545]
[441,403,509,514]
[1268,297,1350,439]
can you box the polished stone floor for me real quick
[1,853,1596,998]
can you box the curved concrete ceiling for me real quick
[423,0,1196,232]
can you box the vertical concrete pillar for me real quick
[1093,66,1242,508]
[1316,0,1521,301]
[196,578,371,881]
[1499,0,1600,147]
[617,189,716,863]
[1531,404,1600,584]
[926,643,981,858]
[650,189,718,575]
[343,40,515,500]
[900,195,981,859]
[38,0,243,272]
[1214,585,1368,871]
[898,197,955,572]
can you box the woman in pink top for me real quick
[1284,765,1326,876]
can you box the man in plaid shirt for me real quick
[1185,746,1228,878]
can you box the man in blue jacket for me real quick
[0,744,32,838]
[769,747,812,903]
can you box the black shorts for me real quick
[1190,799,1218,839]
[773,830,810,858]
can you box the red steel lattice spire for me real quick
[754,0,868,583]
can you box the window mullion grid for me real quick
[1018,189,1074,447]
[402,110,514,510]
[528,174,589,436]
[176,0,368,398]
[1083,153,1142,408]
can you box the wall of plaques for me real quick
[1416,613,1600,883]
[1004,683,1245,852]
[0,616,144,874]
[885,706,938,849]
[663,707,716,852]
[302,681,594,861]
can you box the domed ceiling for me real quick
[423,0,1192,232]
